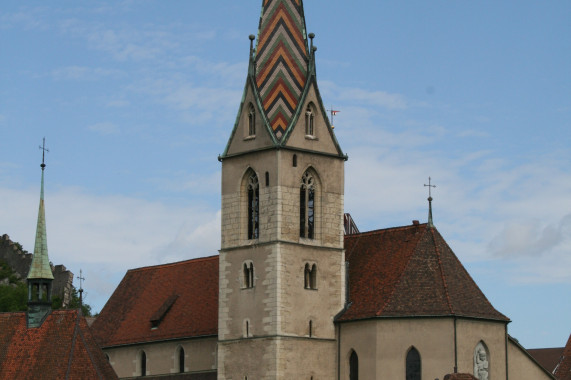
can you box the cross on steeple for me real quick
[77,269,85,310]
[39,137,49,169]
[424,177,436,227]
[77,269,85,290]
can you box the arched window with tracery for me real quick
[349,350,359,380]
[247,172,259,239]
[305,103,315,136]
[243,261,254,288]
[248,103,256,136]
[406,347,421,380]
[300,170,315,239]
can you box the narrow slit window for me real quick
[140,351,147,377]
[243,262,254,288]
[178,347,185,373]
[305,105,314,136]
[248,104,256,136]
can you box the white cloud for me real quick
[0,185,220,313]
[51,66,122,81]
[320,80,407,110]
[87,122,120,135]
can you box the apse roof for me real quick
[338,223,510,322]
[555,333,571,380]
[92,256,219,347]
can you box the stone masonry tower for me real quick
[218,1,347,379]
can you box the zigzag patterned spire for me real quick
[256,0,309,140]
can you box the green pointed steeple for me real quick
[27,138,54,327]
[28,165,54,280]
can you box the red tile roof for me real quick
[92,256,219,347]
[444,374,478,380]
[528,347,565,373]
[0,309,118,379]
[338,224,509,322]
[555,333,571,380]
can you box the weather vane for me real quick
[327,107,340,129]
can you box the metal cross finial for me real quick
[424,176,436,200]
[424,177,436,227]
[77,269,85,291]
[39,137,49,168]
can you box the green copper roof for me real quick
[28,166,54,280]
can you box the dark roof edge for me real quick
[220,144,347,162]
[335,313,511,324]
[508,335,558,379]
[101,333,218,350]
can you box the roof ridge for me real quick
[430,227,455,314]
[345,223,427,239]
[431,229,509,320]
[126,255,219,273]
[65,309,81,380]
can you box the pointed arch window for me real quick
[140,350,147,377]
[248,103,256,136]
[305,104,315,136]
[247,172,259,239]
[300,170,315,239]
[177,346,185,373]
[406,347,421,380]
[349,350,359,380]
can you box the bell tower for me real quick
[218,1,347,378]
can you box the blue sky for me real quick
[1,1,569,349]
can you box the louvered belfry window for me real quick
[247,172,259,239]
[300,170,315,239]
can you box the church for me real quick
[91,1,557,379]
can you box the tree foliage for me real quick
[0,260,92,316]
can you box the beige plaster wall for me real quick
[104,337,217,379]
[508,339,554,380]
[455,319,507,379]
[338,318,513,380]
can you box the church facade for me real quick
[92,1,557,379]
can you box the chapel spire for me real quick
[424,177,436,228]
[27,138,54,327]
[255,0,309,140]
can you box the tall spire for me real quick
[27,138,54,327]
[255,0,309,140]
[28,138,54,280]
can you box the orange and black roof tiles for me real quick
[92,256,219,347]
[0,309,118,379]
